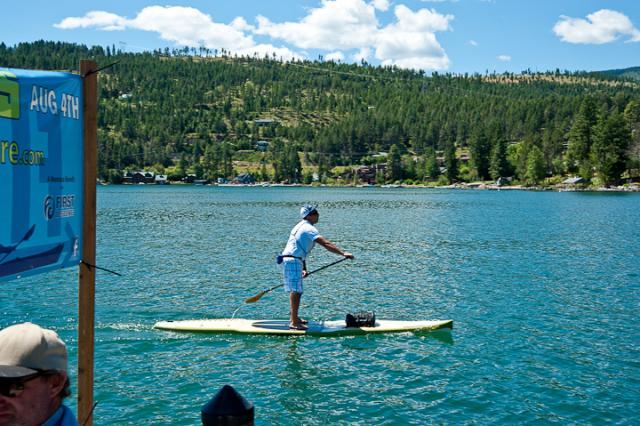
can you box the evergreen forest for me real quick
[2,40,640,187]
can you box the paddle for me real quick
[245,257,350,304]
[0,225,36,263]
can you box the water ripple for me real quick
[2,187,639,425]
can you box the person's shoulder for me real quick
[307,223,320,234]
[42,405,79,426]
[59,404,79,426]
[300,221,319,232]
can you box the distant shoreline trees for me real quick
[2,40,639,187]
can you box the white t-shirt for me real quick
[282,220,320,260]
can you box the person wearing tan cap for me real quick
[0,322,79,426]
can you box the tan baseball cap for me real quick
[0,322,68,378]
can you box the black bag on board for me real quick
[345,311,376,328]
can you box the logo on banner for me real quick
[44,194,76,220]
[0,71,20,120]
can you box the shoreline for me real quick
[106,181,640,192]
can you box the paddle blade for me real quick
[245,290,266,304]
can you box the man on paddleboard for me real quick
[280,204,354,330]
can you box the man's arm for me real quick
[315,236,354,259]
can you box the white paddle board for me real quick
[153,318,453,336]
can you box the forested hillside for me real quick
[2,40,639,186]
[599,67,640,82]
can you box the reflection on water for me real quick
[416,330,454,345]
[277,338,320,418]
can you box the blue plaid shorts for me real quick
[283,259,303,293]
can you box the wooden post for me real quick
[78,60,97,426]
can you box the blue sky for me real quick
[2,0,638,73]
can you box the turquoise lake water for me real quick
[2,186,639,425]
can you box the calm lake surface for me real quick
[3,186,639,425]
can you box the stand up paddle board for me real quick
[153,318,453,336]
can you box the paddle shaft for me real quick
[245,257,350,303]
[306,256,349,277]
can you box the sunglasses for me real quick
[0,371,52,398]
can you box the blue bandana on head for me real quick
[300,204,318,219]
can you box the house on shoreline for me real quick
[155,174,168,185]
[122,171,155,184]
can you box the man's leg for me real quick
[284,260,306,329]
[290,291,302,325]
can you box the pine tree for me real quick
[591,112,631,186]
[489,137,509,180]
[507,142,528,182]
[221,143,233,178]
[624,101,640,171]
[424,148,440,180]
[260,161,270,182]
[203,144,220,181]
[444,142,458,183]
[469,129,491,180]
[284,143,302,183]
[566,97,598,175]
[525,145,546,185]
[178,153,188,177]
[388,144,402,182]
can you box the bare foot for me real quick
[289,323,308,331]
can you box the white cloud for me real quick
[54,1,454,70]
[392,4,452,32]
[373,5,452,69]
[54,6,299,59]
[230,17,254,32]
[254,0,379,50]
[353,47,372,62]
[131,6,253,49]
[325,51,345,61]
[553,9,640,44]
[469,40,478,46]
[54,11,127,31]
[372,0,390,11]
[497,54,511,62]
[255,1,452,70]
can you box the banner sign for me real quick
[0,67,83,281]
